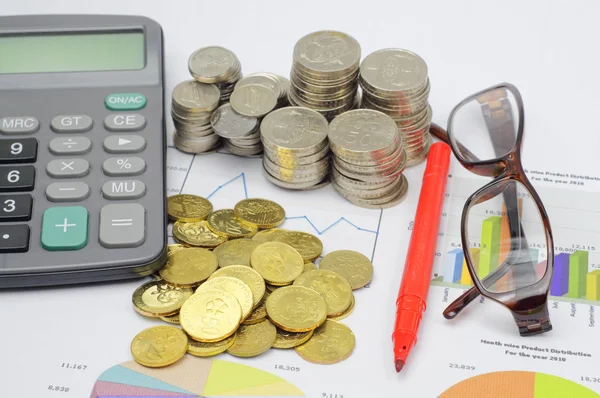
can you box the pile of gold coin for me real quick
[130,194,374,368]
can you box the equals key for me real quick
[99,203,145,248]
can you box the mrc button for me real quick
[0,117,40,135]
[105,93,147,111]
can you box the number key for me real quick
[0,165,35,192]
[0,138,37,164]
[0,194,33,221]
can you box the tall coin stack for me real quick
[289,31,361,121]
[260,107,331,190]
[328,109,408,208]
[172,80,222,154]
[188,46,242,102]
[359,49,432,166]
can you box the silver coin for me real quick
[262,157,329,182]
[224,141,264,156]
[188,46,240,83]
[293,31,361,74]
[333,174,409,209]
[260,107,329,153]
[262,167,330,190]
[264,143,330,167]
[333,173,404,199]
[335,147,407,176]
[230,84,278,117]
[359,49,428,94]
[210,103,259,139]
[174,132,222,154]
[332,166,397,190]
[172,80,220,113]
[236,73,283,100]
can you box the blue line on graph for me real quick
[206,173,249,200]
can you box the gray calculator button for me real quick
[49,137,92,155]
[104,114,146,132]
[99,203,145,248]
[103,135,146,154]
[51,115,93,133]
[46,159,90,178]
[102,180,146,200]
[46,182,90,202]
[0,117,39,134]
[102,157,145,176]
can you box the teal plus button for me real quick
[105,93,147,110]
[41,206,88,251]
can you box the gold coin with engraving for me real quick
[275,231,323,262]
[234,198,286,229]
[187,334,236,357]
[329,293,355,321]
[294,269,353,316]
[319,250,374,289]
[131,326,188,368]
[212,238,259,267]
[266,285,327,332]
[160,313,181,325]
[168,194,213,222]
[273,328,314,349]
[250,242,304,285]
[132,280,193,317]
[172,220,226,248]
[168,244,187,256]
[159,248,218,287]
[303,262,316,273]
[243,292,269,325]
[196,276,254,320]
[295,320,356,365]
[207,209,258,238]
[227,319,277,357]
[266,283,284,292]
[209,265,266,307]
[180,288,242,342]
[252,228,289,243]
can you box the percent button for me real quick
[102,157,146,176]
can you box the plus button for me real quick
[55,218,77,233]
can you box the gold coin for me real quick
[266,286,327,332]
[250,242,304,285]
[180,288,242,342]
[159,248,218,287]
[209,265,266,307]
[295,320,355,365]
[243,293,269,325]
[131,326,188,368]
[172,220,226,248]
[275,231,323,262]
[266,283,284,292]
[212,238,259,267]
[227,320,277,357]
[329,293,355,321]
[168,194,213,222]
[273,328,314,349]
[319,250,374,289]
[293,269,353,317]
[187,334,236,357]
[207,209,258,238]
[132,280,193,317]
[160,313,181,325]
[234,198,286,229]
[303,262,316,273]
[168,244,187,256]
[196,276,254,321]
[252,228,289,243]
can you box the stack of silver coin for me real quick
[210,103,261,157]
[188,46,242,102]
[171,80,222,154]
[359,48,432,166]
[288,31,361,121]
[328,109,408,208]
[260,107,331,190]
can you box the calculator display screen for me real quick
[0,31,144,74]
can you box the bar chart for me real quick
[431,176,600,305]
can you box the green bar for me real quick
[478,216,502,278]
[586,270,600,301]
[568,250,588,298]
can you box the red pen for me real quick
[392,142,451,372]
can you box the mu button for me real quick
[41,206,88,251]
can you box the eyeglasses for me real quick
[430,82,555,336]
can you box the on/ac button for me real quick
[105,93,147,111]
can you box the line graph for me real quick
[206,172,249,200]
[285,215,378,235]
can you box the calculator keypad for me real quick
[49,137,92,156]
[104,114,146,132]
[99,203,145,248]
[0,194,33,221]
[0,224,30,253]
[0,165,35,192]
[103,135,146,154]
[50,115,94,133]
[102,157,146,176]
[0,138,38,163]
[0,117,40,135]
[46,182,90,203]
[46,159,90,178]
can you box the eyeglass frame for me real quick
[429,82,555,336]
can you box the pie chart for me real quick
[90,355,305,397]
[439,371,599,398]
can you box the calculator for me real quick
[0,15,167,288]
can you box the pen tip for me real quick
[395,360,404,373]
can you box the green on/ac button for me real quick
[105,93,147,110]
